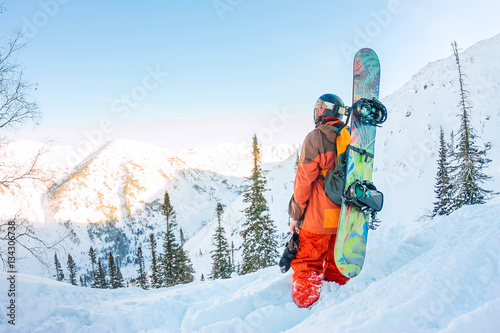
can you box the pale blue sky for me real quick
[3,0,500,150]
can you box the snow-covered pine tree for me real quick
[175,243,195,284]
[240,135,279,275]
[115,265,124,288]
[448,131,455,156]
[67,253,77,286]
[108,252,119,289]
[450,41,495,209]
[80,276,86,287]
[136,246,148,289]
[432,127,453,216]
[88,247,97,288]
[176,227,195,284]
[210,203,232,279]
[96,259,107,289]
[149,233,162,288]
[161,191,181,287]
[231,241,235,273]
[180,228,186,246]
[54,253,64,282]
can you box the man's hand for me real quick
[290,220,299,234]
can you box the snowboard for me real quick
[334,48,381,278]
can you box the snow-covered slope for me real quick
[1,32,499,312]
[2,197,499,332]
[375,33,500,227]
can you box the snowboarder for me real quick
[288,93,350,308]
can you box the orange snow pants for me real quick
[291,229,349,307]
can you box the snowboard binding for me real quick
[344,180,383,230]
[351,98,387,126]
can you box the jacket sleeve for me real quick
[291,131,321,219]
[288,195,302,221]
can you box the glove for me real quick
[279,232,300,273]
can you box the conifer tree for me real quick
[108,252,123,289]
[450,41,495,209]
[231,241,235,273]
[136,246,148,289]
[115,264,124,288]
[54,253,64,282]
[159,191,196,286]
[432,127,453,216]
[88,247,97,288]
[180,228,186,247]
[108,252,117,288]
[175,244,195,284]
[210,203,232,279]
[149,233,161,288]
[67,253,77,286]
[448,131,455,156]
[161,191,181,286]
[240,135,279,274]
[96,259,107,289]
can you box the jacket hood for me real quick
[317,124,340,144]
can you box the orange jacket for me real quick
[289,122,342,234]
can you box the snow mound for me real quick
[2,198,499,332]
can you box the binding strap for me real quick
[348,145,374,162]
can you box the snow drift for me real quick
[2,197,500,332]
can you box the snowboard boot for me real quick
[292,271,323,308]
[323,261,349,285]
[323,234,349,285]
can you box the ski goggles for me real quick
[315,100,349,116]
